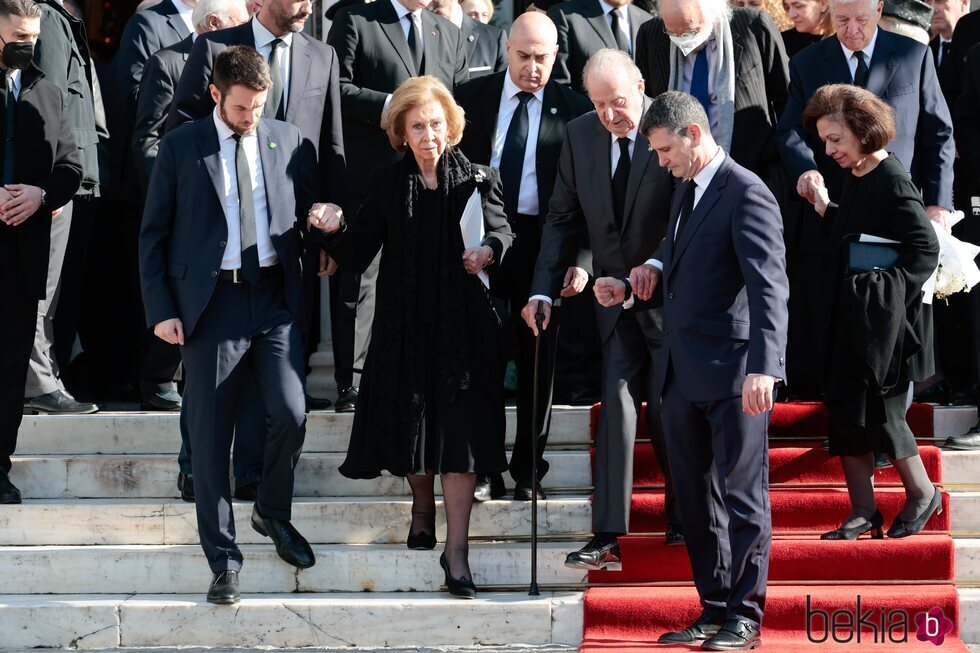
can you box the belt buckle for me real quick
[232,269,243,284]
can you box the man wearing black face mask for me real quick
[0,0,83,503]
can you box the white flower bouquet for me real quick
[930,211,980,302]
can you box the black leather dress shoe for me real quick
[27,390,98,415]
[658,618,722,643]
[177,473,195,502]
[0,469,22,504]
[887,486,942,538]
[702,619,761,650]
[564,536,621,571]
[234,482,259,501]
[473,473,506,502]
[251,504,316,568]
[513,479,546,501]
[914,381,952,405]
[945,422,980,451]
[305,393,332,411]
[335,387,358,413]
[665,522,685,546]
[207,570,240,605]
[141,389,182,411]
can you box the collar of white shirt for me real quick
[610,123,639,149]
[252,16,294,51]
[502,70,545,104]
[600,0,624,19]
[390,0,422,23]
[691,146,725,191]
[212,107,255,144]
[451,3,463,28]
[170,0,193,15]
[6,69,21,97]
[839,27,878,66]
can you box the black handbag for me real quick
[847,239,900,273]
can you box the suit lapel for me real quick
[536,82,564,213]
[379,0,416,76]
[285,35,312,123]
[257,122,279,226]
[583,0,617,49]
[866,31,899,96]
[732,19,745,73]
[671,157,730,269]
[166,13,190,40]
[628,5,642,56]
[662,179,688,271]
[593,121,615,227]
[822,38,852,86]
[421,11,441,76]
[478,73,506,148]
[199,119,227,218]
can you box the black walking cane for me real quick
[529,300,545,597]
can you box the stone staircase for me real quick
[1,406,979,649]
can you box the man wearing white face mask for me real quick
[634,0,790,200]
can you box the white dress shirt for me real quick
[252,18,294,111]
[840,28,878,82]
[450,3,464,29]
[601,0,631,52]
[212,109,279,270]
[490,73,544,216]
[170,0,195,34]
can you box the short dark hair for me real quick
[802,84,896,154]
[639,91,710,138]
[212,45,272,96]
[0,0,42,20]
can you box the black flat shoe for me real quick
[473,473,506,502]
[439,552,476,599]
[177,472,195,502]
[207,570,240,605]
[0,469,21,504]
[407,528,436,550]
[658,617,722,643]
[887,486,942,538]
[821,510,884,540]
[513,479,546,501]
[305,393,331,411]
[665,522,685,546]
[701,619,761,651]
[251,504,316,568]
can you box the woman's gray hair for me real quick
[192,0,245,31]
[639,91,710,137]
[582,48,643,95]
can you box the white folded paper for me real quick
[459,188,490,289]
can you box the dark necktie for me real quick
[407,14,422,74]
[611,136,631,230]
[232,134,260,285]
[610,9,630,54]
[690,47,711,114]
[265,38,285,120]
[674,179,696,243]
[853,50,869,88]
[939,41,951,69]
[2,75,14,185]
[499,91,533,217]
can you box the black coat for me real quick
[167,19,347,208]
[780,28,820,59]
[461,15,506,78]
[0,65,83,301]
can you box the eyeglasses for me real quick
[662,26,703,38]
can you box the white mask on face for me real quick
[669,27,712,57]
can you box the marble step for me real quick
[962,588,980,645]
[0,497,593,546]
[957,539,980,582]
[6,451,592,499]
[14,406,593,455]
[0,542,587,594]
[0,592,584,649]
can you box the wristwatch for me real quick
[622,276,633,303]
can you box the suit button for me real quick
[219,240,226,247]
[211,270,218,278]
[668,292,675,299]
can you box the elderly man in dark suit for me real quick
[325,0,467,412]
[456,11,592,502]
[634,0,789,195]
[547,0,654,92]
[776,0,954,397]
[430,0,506,77]
[596,91,788,651]
[141,46,320,605]
[0,0,83,504]
[523,49,679,568]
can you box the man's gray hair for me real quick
[639,91,710,137]
[829,0,880,13]
[582,48,642,94]
[192,0,245,31]
[698,0,732,29]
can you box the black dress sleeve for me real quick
[321,169,388,274]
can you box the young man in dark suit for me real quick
[597,91,788,651]
[523,49,680,567]
[141,46,322,604]
[456,11,592,502]
[0,0,83,503]
[547,0,654,92]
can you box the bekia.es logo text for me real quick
[806,595,955,646]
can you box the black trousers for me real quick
[180,274,307,572]
[660,368,771,627]
[0,258,38,473]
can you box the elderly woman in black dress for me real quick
[802,84,941,540]
[310,76,513,598]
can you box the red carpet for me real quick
[581,401,965,652]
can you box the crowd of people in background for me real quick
[0,0,977,644]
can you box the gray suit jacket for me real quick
[653,155,788,402]
[139,117,317,337]
[132,34,192,194]
[461,15,506,78]
[327,0,468,205]
[530,109,673,343]
[547,0,653,92]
